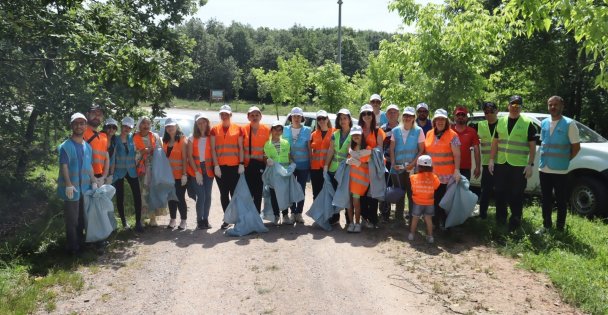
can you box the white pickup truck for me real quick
[468,112,608,217]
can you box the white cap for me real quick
[416,103,429,111]
[164,117,177,127]
[360,104,373,113]
[403,106,416,116]
[386,104,400,112]
[271,120,283,128]
[136,116,150,130]
[70,112,87,123]
[417,154,432,167]
[316,110,328,118]
[337,108,351,116]
[289,107,304,117]
[370,94,382,102]
[432,109,449,121]
[194,112,209,122]
[247,106,261,114]
[349,125,363,136]
[219,104,232,114]
[104,118,118,127]
[121,117,135,128]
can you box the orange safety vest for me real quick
[163,135,186,180]
[310,128,334,170]
[425,128,458,177]
[84,126,108,175]
[363,128,386,148]
[349,147,371,196]
[243,124,270,166]
[410,172,441,206]
[133,132,157,151]
[187,136,214,178]
[212,124,242,166]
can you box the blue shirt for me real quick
[60,139,84,171]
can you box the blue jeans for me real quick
[188,162,214,222]
[290,168,310,214]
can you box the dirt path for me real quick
[49,182,582,315]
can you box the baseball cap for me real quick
[316,110,328,118]
[370,94,382,102]
[386,104,400,112]
[121,117,135,128]
[164,117,177,127]
[70,112,87,123]
[509,95,523,106]
[416,103,429,111]
[432,109,448,121]
[454,106,468,115]
[337,108,351,116]
[247,106,261,114]
[289,107,304,117]
[195,112,209,122]
[482,101,497,111]
[350,125,363,136]
[271,120,283,128]
[219,104,232,114]
[88,103,103,113]
[403,106,416,116]
[360,104,373,113]
[104,118,118,127]
[417,155,432,167]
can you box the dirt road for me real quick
[49,182,581,314]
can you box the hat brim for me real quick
[219,110,232,114]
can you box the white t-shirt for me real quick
[540,119,580,174]
[291,127,301,142]
[189,136,207,163]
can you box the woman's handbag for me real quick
[384,168,406,203]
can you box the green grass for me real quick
[169,98,322,116]
[463,205,608,314]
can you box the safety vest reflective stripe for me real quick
[310,128,333,170]
[497,139,529,146]
[186,136,215,177]
[57,140,93,200]
[428,152,452,157]
[543,143,570,149]
[330,130,351,172]
[498,148,530,155]
[477,120,496,166]
[540,117,573,170]
[213,124,241,166]
[349,155,370,195]
[218,151,239,157]
[163,136,186,179]
[243,124,270,166]
[425,128,457,177]
[84,128,108,175]
[433,160,455,166]
[496,116,531,166]
[216,144,239,149]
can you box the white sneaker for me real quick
[282,214,293,225]
[427,236,434,244]
[364,220,375,229]
[178,219,187,230]
[273,216,281,226]
[294,213,305,223]
[408,233,414,241]
[347,223,355,233]
[166,219,176,229]
[354,223,362,233]
[149,216,158,227]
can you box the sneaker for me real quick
[347,223,355,233]
[178,220,187,230]
[220,222,230,229]
[408,233,414,241]
[364,220,375,229]
[294,213,305,224]
[282,214,293,225]
[167,219,176,229]
[149,217,158,227]
[273,216,281,226]
[353,223,362,233]
[202,219,212,229]
[427,236,434,244]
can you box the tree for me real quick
[252,50,312,106]
[311,61,355,113]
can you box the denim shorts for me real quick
[412,204,434,216]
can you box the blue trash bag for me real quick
[332,162,352,209]
[83,184,117,243]
[439,175,479,228]
[261,163,304,221]
[224,176,269,236]
[306,172,338,231]
[368,148,386,201]
[148,148,178,210]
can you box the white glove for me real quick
[349,149,361,159]
[214,165,222,178]
[488,159,495,175]
[523,165,533,179]
[393,164,404,171]
[181,175,188,186]
[323,165,328,175]
[359,149,372,157]
[346,158,361,167]
[195,172,203,185]
[238,164,245,174]
[105,175,113,185]
[267,158,274,166]
[65,186,76,199]
[91,182,98,190]
[453,169,461,182]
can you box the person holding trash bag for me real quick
[58,113,97,255]
[347,126,372,233]
[162,118,189,230]
[243,106,270,213]
[379,104,401,222]
[187,113,215,230]
[264,121,295,225]
[211,104,245,229]
[408,155,440,243]
[324,108,353,225]
[283,107,311,225]
[110,117,143,232]
[133,116,163,227]
[310,110,334,199]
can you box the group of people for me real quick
[58,93,580,253]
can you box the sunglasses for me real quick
[317,117,327,121]
[455,113,467,117]
[106,125,117,130]
[361,112,373,117]
[483,109,496,114]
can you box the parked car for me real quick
[467,112,608,216]
[284,112,358,130]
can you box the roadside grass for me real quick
[169,98,322,116]
[462,204,608,314]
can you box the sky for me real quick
[194,0,421,33]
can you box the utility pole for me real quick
[337,0,343,67]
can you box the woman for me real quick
[346,126,372,233]
[324,108,353,225]
[162,118,188,230]
[110,117,143,232]
[187,113,215,230]
[310,110,334,199]
[264,121,293,225]
[133,116,163,227]
[101,118,119,187]
[425,108,461,230]
[283,107,311,225]
[389,106,425,222]
[358,104,386,228]
[210,104,244,230]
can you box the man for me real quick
[83,102,109,186]
[451,106,481,181]
[416,102,432,135]
[475,101,499,219]
[58,113,97,255]
[489,95,536,232]
[380,104,402,222]
[537,96,580,232]
[370,93,388,127]
[243,106,270,213]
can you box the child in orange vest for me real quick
[347,126,372,233]
[409,155,440,243]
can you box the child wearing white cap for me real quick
[346,126,372,233]
[409,155,440,243]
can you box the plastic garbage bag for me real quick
[439,175,478,228]
[224,176,269,236]
[306,172,338,231]
[148,147,178,210]
[261,163,304,221]
[332,161,351,209]
[368,148,386,201]
[83,184,117,243]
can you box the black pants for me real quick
[64,197,85,252]
[169,179,187,220]
[361,195,379,225]
[245,159,265,213]
[460,168,471,181]
[494,163,527,229]
[540,172,569,230]
[433,183,448,227]
[310,169,324,199]
[216,165,239,212]
[479,165,495,219]
[270,188,288,217]
[113,174,142,225]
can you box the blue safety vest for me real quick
[57,140,93,201]
[540,117,572,170]
[283,125,311,170]
[112,134,137,180]
[391,125,421,174]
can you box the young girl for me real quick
[347,125,372,233]
[264,121,293,225]
[162,118,189,230]
[409,155,440,243]
[187,113,215,230]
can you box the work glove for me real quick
[359,149,372,157]
[488,159,495,175]
[92,182,98,190]
[105,175,113,185]
[65,186,76,199]
[453,169,461,183]
[181,175,188,186]
[266,158,274,166]
[323,165,328,175]
[349,149,361,159]
[346,158,361,167]
[238,164,245,174]
[214,165,222,178]
[523,165,533,179]
[195,172,203,185]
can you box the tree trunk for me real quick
[15,107,40,179]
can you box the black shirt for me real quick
[494,117,537,141]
